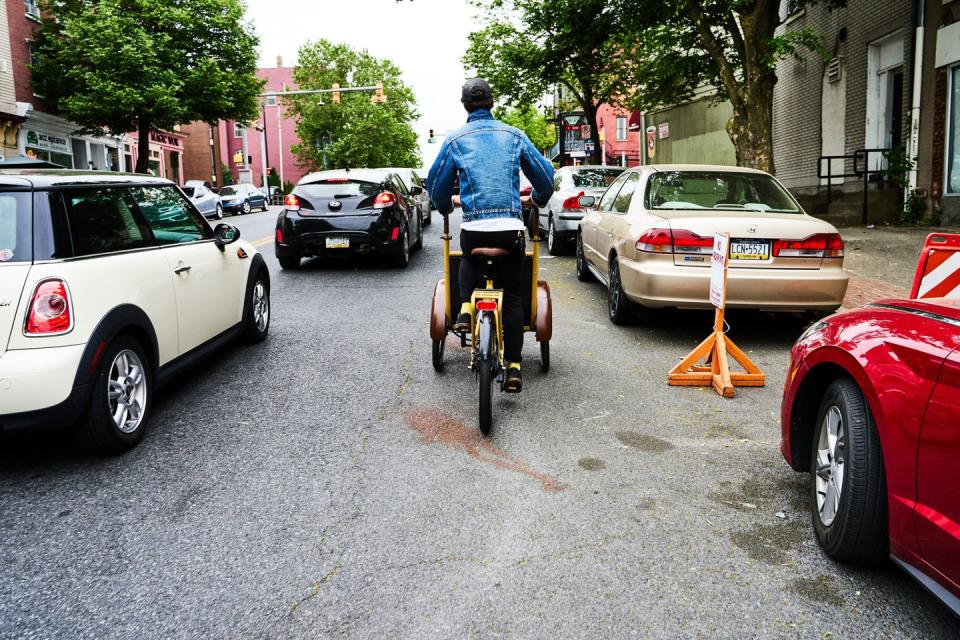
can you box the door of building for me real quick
[865,33,905,171]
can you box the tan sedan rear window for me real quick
[647,171,799,213]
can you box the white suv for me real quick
[0,172,270,453]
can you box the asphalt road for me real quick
[1,206,957,639]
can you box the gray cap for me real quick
[461,78,493,104]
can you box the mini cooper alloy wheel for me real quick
[107,349,148,434]
[252,279,269,332]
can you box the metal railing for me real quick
[816,148,891,225]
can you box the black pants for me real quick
[459,229,526,363]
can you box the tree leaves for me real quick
[287,40,421,170]
[31,0,263,137]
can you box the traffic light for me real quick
[429,129,435,143]
[371,82,387,104]
[331,82,341,105]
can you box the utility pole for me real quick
[240,125,252,184]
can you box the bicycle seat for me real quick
[471,247,509,257]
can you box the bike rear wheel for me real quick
[478,359,492,435]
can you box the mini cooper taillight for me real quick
[25,279,72,335]
[374,192,396,209]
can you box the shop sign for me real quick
[25,130,71,155]
[646,125,657,159]
[149,131,183,148]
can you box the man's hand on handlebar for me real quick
[520,195,533,207]
[451,195,461,208]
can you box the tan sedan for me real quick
[575,165,849,324]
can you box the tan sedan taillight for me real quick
[773,233,844,258]
[636,228,713,255]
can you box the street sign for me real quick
[584,141,595,153]
[710,233,730,309]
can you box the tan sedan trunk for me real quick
[665,211,830,270]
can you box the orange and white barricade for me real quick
[910,233,960,300]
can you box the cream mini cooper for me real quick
[0,172,270,453]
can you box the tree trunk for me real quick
[135,116,151,174]
[721,5,779,174]
[580,83,602,165]
[726,77,775,173]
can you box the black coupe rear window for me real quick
[299,181,379,199]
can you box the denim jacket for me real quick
[427,109,554,223]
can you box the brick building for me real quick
[180,122,223,187]
[218,58,306,189]
[10,0,124,169]
[771,0,915,224]
[919,0,960,223]
[597,103,641,166]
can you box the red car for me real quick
[781,296,960,615]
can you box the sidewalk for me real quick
[839,226,956,308]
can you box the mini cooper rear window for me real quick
[647,171,800,213]
[299,181,379,199]
[0,192,31,263]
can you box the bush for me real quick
[900,194,926,225]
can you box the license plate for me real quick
[325,236,349,249]
[730,239,770,260]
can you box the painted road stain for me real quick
[616,431,675,453]
[578,457,606,471]
[404,407,567,493]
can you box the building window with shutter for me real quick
[947,66,960,194]
[24,0,40,19]
[616,116,627,141]
[233,123,244,138]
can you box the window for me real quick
[612,173,640,213]
[597,171,630,212]
[572,168,624,188]
[616,116,627,141]
[0,192,33,263]
[948,67,960,194]
[393,175,409,195]
[233,123,244,138]
[61,188,152,256]
[24,0,39,19]
[131,186,210,245]
[782,0,804,19]
[646,171,800,213]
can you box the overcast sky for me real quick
[246,0,480,168]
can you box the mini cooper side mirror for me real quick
[213,223,240,251]
[578,195,597,209]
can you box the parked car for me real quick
[275,168,424,270]
[541,165,626,255]
[575,165,849,324]
[781,297,960,615]
[386,168,432,225]
[219,183,268,215]
[0,172,270,453]
[183,180,223,219]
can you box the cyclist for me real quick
[427,78,554,392]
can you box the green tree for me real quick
[494,103,556,152]
[288,40,420,170]
[31,0,263,174]
[464,0,636,164]
[615,0,845,172]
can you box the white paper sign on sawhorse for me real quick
[668,232,765,398]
